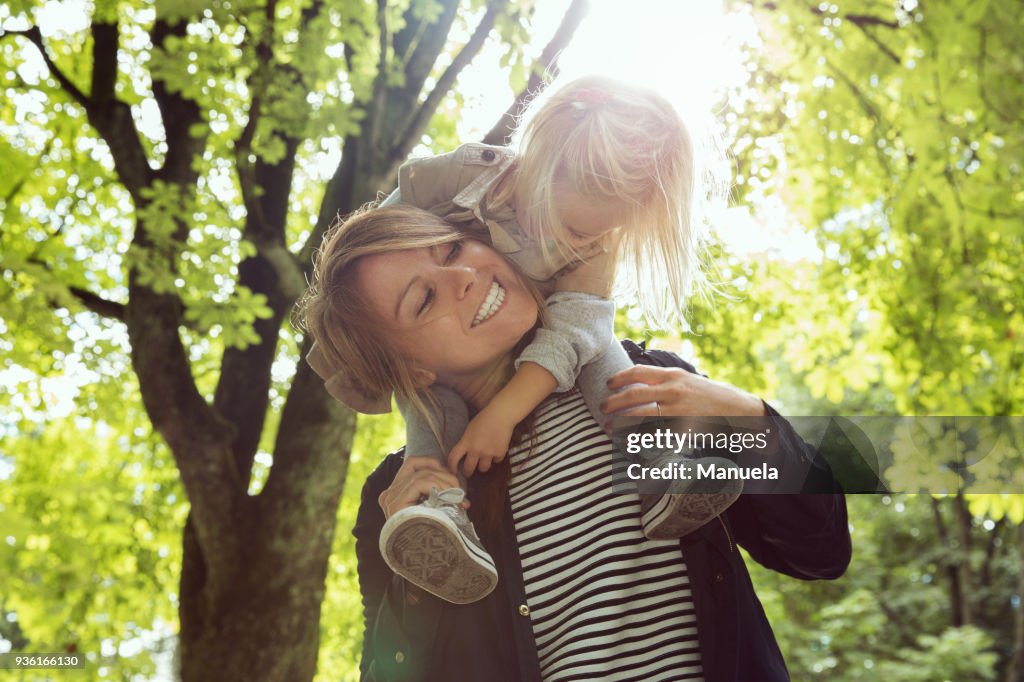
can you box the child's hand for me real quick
[378,457,467,520]
[447,407,516,477]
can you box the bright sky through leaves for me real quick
[0,0,823,426]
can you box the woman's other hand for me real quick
[378,456,467,520]
[600,365,767,421]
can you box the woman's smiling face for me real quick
[354,238,539,385]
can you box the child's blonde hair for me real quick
[500,75,721,328]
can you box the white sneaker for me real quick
[379,488,498,604]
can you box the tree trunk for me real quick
[174,353,356,682]
[178,521,331,681]
[155,3,586,678]
[1006,523,1024,682]
[12,1,589,679]
[952,493,975,626]
[931,497,966,626]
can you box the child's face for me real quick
[553,190,630,247]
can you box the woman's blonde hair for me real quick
[297,203,543,449]
[497,75,724,328]
[297,204,471,439]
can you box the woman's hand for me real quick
[378,456,467,520]
[600,365,767,422]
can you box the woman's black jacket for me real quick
[353,341,852,681]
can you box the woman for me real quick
[300,205,851,681]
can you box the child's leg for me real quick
[396,385,469,488]
[577,339,647,430]
[383,386,496,604]
[578,340,742,540]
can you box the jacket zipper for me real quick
[718,515,735,553]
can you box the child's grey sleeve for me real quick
[514,292,617,392]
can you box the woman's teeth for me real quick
[472,281,506,327]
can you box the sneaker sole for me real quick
[380,511,498,604]
[642,485,743,539]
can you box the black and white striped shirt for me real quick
[508,392,704,682]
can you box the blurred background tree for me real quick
[0,0,1021,680]
[695,1,1024,680]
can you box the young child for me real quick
[309,75,740,604]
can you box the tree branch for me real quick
[3,25,153,199]
[874,574,919,650]
[297,143,359,282]
[234,0,276,232]
[806,5,900,30]
[952,493,976,626]
[2,174,27,209]
[803,4,901,64]
[388,0,460,137]
[845,13,900,30]
[389,0,510,168]
[68,285,126,321]
[297,1,468,266]
[977,28,1017,125]
[123,15,238,573]
[20,254,127,321]
[218,0,324,485]
[365,0,390,153]
[234,0,320,291]
[931,497,965,627]
[850,18,901,65]
[482,0,590,146]
[150,18,205,184]
[825,62,896,178]
[1,26,89,107]
[90,21,119,102]
[980,515,1005,586]
[393,0,445,64]
[126,266,245,584]
[300,0,326,27]
[215,142,305,486]
[1006,523,1024,682]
